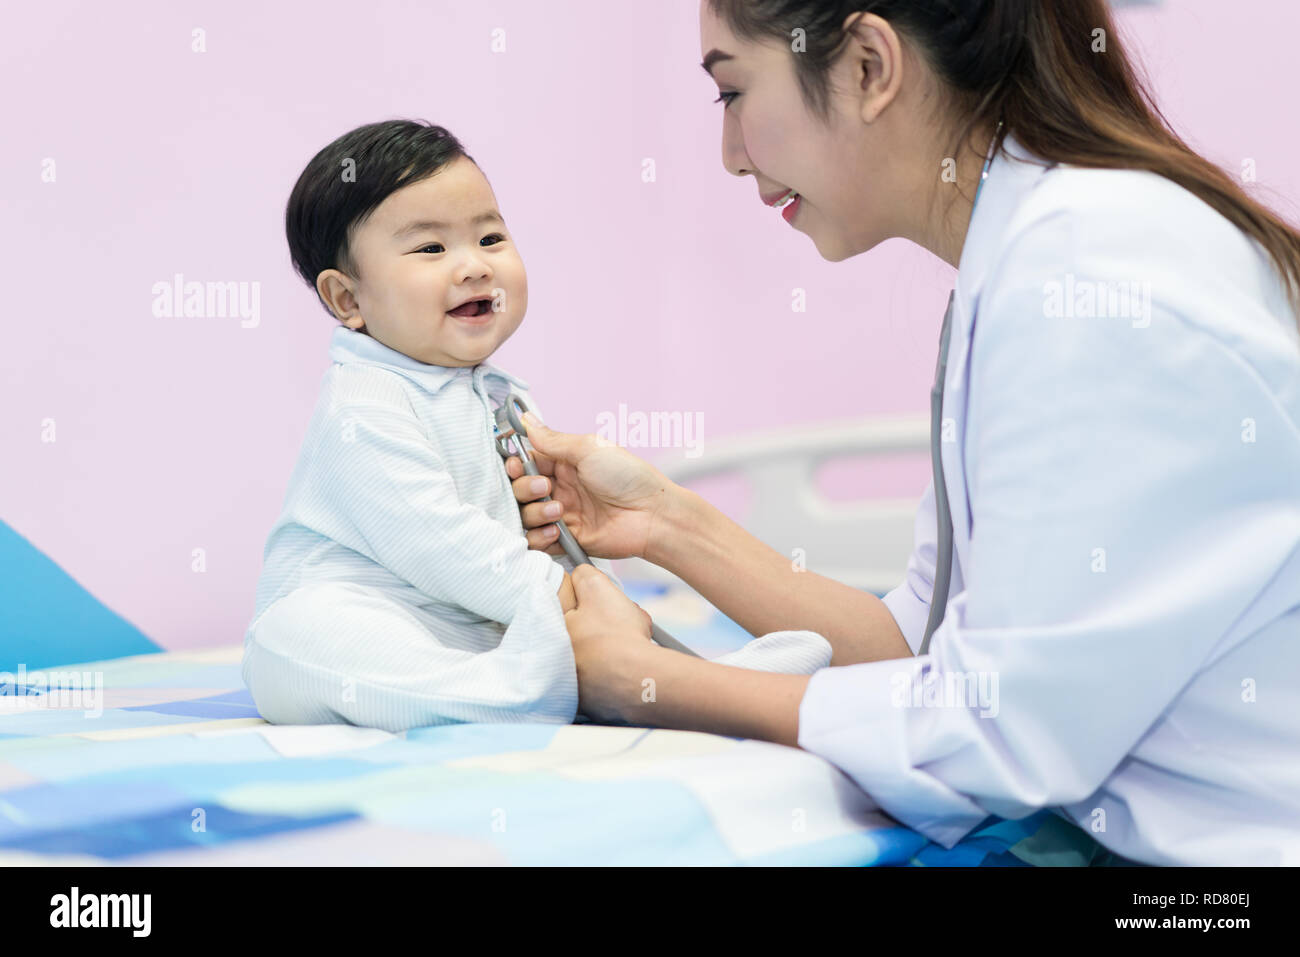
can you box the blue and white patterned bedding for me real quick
[0,581,1076,865]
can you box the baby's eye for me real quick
[418,243,444,254]
[481,233,506,246]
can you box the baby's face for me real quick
[327,156,526,366]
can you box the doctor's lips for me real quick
[761,187,802,224]
[447,295,495,322]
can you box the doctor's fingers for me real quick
[505,450,557,481]
[524,522,565,556]
[518,497,568,531]
[504,468,551,504]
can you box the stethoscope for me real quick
[919,119,1004,656]
[492,393,701,658]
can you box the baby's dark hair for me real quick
[285,119,476,315]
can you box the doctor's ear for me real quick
[841,11,904,125]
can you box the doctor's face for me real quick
[318,156,527,366]
[699,2,903,261]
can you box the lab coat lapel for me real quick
[943,134,1055,585]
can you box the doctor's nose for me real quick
[721,114,753,178]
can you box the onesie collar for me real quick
[327,324,530,394]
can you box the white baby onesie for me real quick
[243,325,830,733]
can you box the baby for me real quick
[244,119,830,733]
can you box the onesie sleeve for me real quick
[301,398,564,625]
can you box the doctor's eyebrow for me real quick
[393,211,504,238]
[701,49,735,76]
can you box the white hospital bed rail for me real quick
[615,413,930,596]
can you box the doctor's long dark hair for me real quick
[708,0,1300,328]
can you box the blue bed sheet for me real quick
[0,579,1116,865]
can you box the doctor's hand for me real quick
[505,414,679,562]
[564,564,657,724]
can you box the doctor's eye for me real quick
[480,233,506,246]
[713,91,739,108]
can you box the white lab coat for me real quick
[797,132,1300,865]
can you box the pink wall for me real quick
[4,0,1298,650]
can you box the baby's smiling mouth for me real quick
[448,297,493,319]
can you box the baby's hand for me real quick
[557,572,577,614]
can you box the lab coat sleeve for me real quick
[305,398,565,625]
[797,205,1300,847]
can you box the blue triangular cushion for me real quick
[0,520,160,672]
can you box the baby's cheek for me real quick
[507,282,527,322]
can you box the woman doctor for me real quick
[505,0,1300,866]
